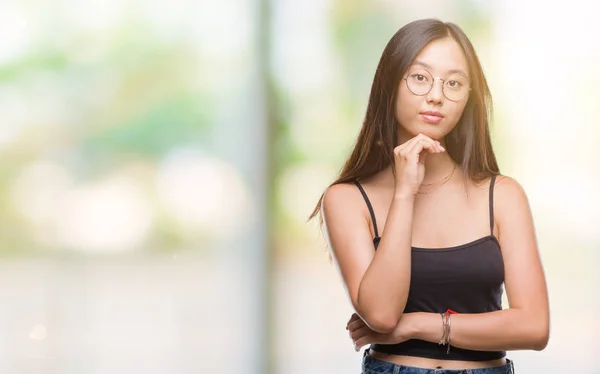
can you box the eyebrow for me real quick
[412,60,468,76]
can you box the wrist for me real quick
[393,191,415,201]
[401,312,425,341]
[412,312,441,343]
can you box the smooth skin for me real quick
[322,37,549,370]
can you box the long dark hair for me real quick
[309,19,499,222]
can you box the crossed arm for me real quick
[326,176,550,352]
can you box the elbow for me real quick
[359,310,400,333]
[370,315,399,334]
[531,322,550,351]
[532,331,549,351]
[353,288,405,333]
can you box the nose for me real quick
[426,78,444,104]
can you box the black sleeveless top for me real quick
[353,175,506,361]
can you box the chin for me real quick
[404,126,449,141]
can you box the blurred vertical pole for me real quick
[253,0,275,373]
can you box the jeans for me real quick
[362,350,514,374]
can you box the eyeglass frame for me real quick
[402,68,472,101]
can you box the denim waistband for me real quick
[362,349,514,374]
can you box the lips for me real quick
[421,111,443,117]
[420,111,443,124]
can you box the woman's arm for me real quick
[411,176,550,351]
[324,135,444,333]
[322,183,415,333]
[411,309,547,351]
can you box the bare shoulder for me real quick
[323,182,360,207]
[322,182,367,224]
[492,175,534,236]
[494,175,529,205]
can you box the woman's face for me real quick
[395,37,470,143]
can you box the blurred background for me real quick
[0,0,598,373]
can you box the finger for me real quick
[350,324,371,342]
[407,136,437,155]
[346,313,360,330]
[394,140,413,155]
[415,139,443,164]
[395,133,428,155]
[347,313,359,325]
[404,139,437,162]
[354,332,378,351]
[431,140,445,153]
[347,318,366,333]
[347,317,366,332]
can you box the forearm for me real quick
[413,310,549,351]
[357,194,414,332]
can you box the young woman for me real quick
[310,19,549,373]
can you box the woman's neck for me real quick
[421,152,456,185]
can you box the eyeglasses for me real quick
[403,68,471,101]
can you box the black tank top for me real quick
[353,175,506,361]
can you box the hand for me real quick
[393,133,445,197]
[346,313,415,351]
